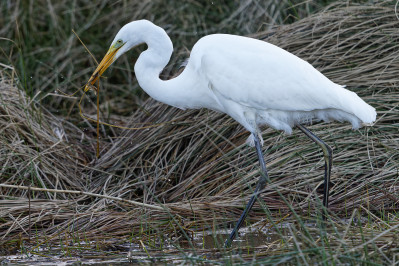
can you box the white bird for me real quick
[85,20,376,247]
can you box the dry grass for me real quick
[0,80,88,194]
[1,0,399,264]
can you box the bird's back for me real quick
[187,34,376,133]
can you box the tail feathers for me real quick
[338,88,376,127]
[359,104,377,126]
[351,97,376,126]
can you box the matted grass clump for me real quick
[0,80,88,192]
[1,1,399,264]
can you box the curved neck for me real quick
[134,25,206,109]
[134,25,196,109]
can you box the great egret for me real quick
[85,20,376,247]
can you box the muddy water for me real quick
[0,225,294,265]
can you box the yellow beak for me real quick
[84,45,121,93]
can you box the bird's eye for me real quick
[114,39,124,48]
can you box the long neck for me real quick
[134,25,197,109]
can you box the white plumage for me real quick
[190,34,376,137]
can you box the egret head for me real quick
[84,21,146,93]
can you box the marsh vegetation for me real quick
[0,0,398,264]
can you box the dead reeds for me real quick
[0,80,88,196]
[1,1,398,263]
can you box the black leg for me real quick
[225,132,269,247]
[297,124,332,220]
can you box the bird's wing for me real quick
[198,35,341,112]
